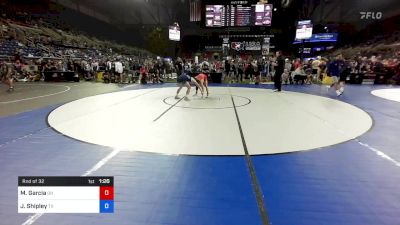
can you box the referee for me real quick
[272,50,285,92]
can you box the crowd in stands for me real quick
[137,29,400,85]
[136,30,400,85]
[153,52,398,86]
[2,45,399,86]
[0,9,155,85]
[328,31,400,84]
[0,8,399,87]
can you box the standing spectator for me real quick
[312,56,321,80]
[201,58,210,74]
[237,58,244,82]
[91,60,99,73]
[215,60,222,73]
[1,61,15,91]
[318,57,328,78]
[14,59,22,76]
[139,64,148,84]
[229,59,237,82]
[224,58,230,81]
[209,60,216,73]
[304,60,313,84]
[83,60,92,81]
[253,60,261,85]
[114,60,123,83]
[174,57,183,76]
[244,59,253,81]
[184,60,191,74]
[294,58,302,70]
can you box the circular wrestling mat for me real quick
[48,87,372,155]
[371,88,400,103]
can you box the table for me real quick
[44,71,79,82]
[348,73,363,84]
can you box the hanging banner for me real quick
[231,42,245,51]
[244,41,261,51]
[231,41,261,51]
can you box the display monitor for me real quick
[169,25,180,41]
[254,4,272,26]
[295,20,313,40]
[205,5,224,27]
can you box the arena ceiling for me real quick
[304,0,400,28]
[54,0,189,26]
[54,0,399,30]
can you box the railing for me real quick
[36,43,52,55]
[0,55,13,61]
[0,55,63,63]
[26,37,34,47]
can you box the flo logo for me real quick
[360,12,383,20]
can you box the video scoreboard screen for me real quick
[254,4,272,26]
[205,3,272,27]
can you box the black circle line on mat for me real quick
[162,94,252,109]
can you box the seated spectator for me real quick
[27,71,40,82]
[292,66,307,84]
[318,58,328,80]
[312,56,321,76]
[283,59,293,84]
[103,71,110,83]
[282,69,291,85]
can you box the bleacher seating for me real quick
[0,14,152,60]
[0,40,19,55]
[23,46,42,57]
[0,39,44,57]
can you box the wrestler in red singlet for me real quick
[194,73,209,97]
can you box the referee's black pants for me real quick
[274,71,282,91]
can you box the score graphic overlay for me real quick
[18,176,114,213]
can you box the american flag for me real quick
[190,0,201,22]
